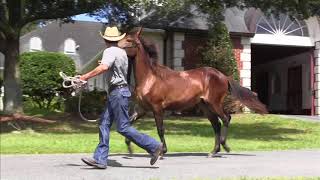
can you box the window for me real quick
[256,14,308,36]
[64,38,76,54]
[30,37,42,51]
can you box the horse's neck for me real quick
[134,47,154,86]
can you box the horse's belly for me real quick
[163,95,201,111]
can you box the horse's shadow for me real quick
[110,152,256,159]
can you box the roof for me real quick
[20,21,106,68]
[140,7,252,35]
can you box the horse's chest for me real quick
[135,78,157,100]
[135,85,162,109]
[135,87,149,102]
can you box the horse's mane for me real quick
[138,37,179,79]
[140,38,158,62]
[126,30,179,79]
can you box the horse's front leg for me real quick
[220,113,231,153]
[198,102,221,157]
[153,111,167,157]
[125,104,147,154]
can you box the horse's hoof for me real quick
[207,152,222,158]
[207,153,217,158]
[223,145,231,153]
[127,147,133,155]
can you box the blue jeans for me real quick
[93,87,160,165]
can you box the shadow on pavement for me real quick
[112,152,256,158]
[63,159,159,169]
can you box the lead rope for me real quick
[59,72,98,122]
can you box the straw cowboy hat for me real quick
[100,26,126,41]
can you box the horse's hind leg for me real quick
[204,98,232,153]
[213,105,231,153]
[198,102,221,157]
[208,114,222,157]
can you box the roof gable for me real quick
[20,21,106,68]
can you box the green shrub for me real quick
[201,22,239,80]
[20,51,76,109]
[64,89,107,119]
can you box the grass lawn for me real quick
[0,113,320,154]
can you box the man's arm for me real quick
[80,64,109,81]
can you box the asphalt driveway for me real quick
[1,150,320,180]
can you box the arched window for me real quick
[64,38,76,54]
[256,14,308,36]
[30,37,42,51]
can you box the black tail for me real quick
[228,80,268,114]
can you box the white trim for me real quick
[251,34,314,47]
[255,14,307,37]
[315,41,320,115]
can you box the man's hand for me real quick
[80,74,88,81]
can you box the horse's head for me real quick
[118,27,143,58]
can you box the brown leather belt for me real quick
[108,84,128,92]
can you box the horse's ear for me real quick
[137,27,143,37]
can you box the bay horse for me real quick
[119,28,268,157]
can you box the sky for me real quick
[72,13,107,23]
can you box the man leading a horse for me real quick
[79,26,163,169]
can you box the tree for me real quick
[0,0,107,114]
[1,0,320,115]
[20,52,76,109]
[201,22,239,80]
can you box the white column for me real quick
[0,86,3,111]
[173,33,185,71]
[0,52,3,111]
[314,41,320,115]
[240,37,251,89]
[240,37,252,113]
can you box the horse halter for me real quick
[121,36,140,49]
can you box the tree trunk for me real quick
[1,113,56,123]
[3,36,23,114]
